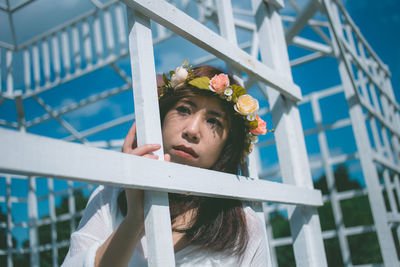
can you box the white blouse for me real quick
[62,186,269,266]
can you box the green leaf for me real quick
[189,77,210,90]
[163,73,169,85]
[231,84,246,102]
[248,120,258,129]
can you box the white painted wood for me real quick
[67,180,77,234]
[216,1,274,265]
[61,30,71,75]
[104,9,115,53]
[310,95,351,264]
[115,4,127,49]
[23,49,31,92]
[285,0,321,44]
[0,127,323,206]
[252,1,327,266]
[6,49,13,96]
[216,0,237,44]
[94,15,104,60]
[5,176,13,267]
[42,39,51,85]
[48,178,59,267]
[290,51,325,67]
[341,39,399,110]
[82,21,93,66]
[125,7,175,266]
[28,176,39,267]
[324,0,400,265]
[26,83,131,128]
[120,0,302,102]
[51,35,61,78]
[292,36,332,54]
[72,26,81,70]
[14,91,26,131]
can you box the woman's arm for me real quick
[94,122,170,267]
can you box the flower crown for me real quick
[158,60,273,154]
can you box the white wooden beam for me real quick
[285,0,322,44]
[120,0,302,102]
[0,127,323,206]
[126,7,175,266]
[252,0,327,266]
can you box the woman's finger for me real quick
[129,144,161,156]
[143,154,159,160]
[164,154,171,162]
[122,122,137,152]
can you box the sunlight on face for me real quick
[162,95,230,169]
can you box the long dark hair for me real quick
[119,65,249,256]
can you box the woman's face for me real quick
[162,95,230,169]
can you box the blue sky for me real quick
[0,0,399,248]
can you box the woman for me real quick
[62,63,270,266]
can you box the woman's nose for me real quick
[183,114,201,143]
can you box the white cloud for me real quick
[55,97,123,134]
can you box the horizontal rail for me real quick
[0,128,323,206]
[120,0,302,102]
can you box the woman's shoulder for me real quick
[87,185,122,205]
[243,206,265,232]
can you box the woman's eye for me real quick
[176,106,191,114]
[207,118,222,127]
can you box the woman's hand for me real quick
[121,122,170,220]
[96,122,170,267]
[122,121,170,161]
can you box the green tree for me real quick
[271,164,383,266]
[0,189,89,267]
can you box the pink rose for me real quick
[209,74,230,94]
[250,115,267,135]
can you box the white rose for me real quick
[170,66,188,89]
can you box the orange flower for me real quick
[250,115,267,135]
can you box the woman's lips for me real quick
[172,145,198,159]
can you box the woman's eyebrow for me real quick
[182,99,225,118]
[182,99,196,107]
[208,110,225,118]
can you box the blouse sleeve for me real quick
[242,207,269,266]
[61,186,117,267]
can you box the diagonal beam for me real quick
[5,0,18,47]
[32,95,89,143]
[285,0,322,44]
[292,36,332,54]
[120,0,302,102]
[9,0,36,13]
[25,84,131,128]
[64,114,135,142]
[14,91,26,131]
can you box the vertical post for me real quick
[323,0,399,265]
[6,176,13,267]
[216,1,274,265]
[48,178,59,267]
[310,95,350,265]
[252,0,327,266]
[28,176,40,267]
[6,49,13,96]
[126,7,175,266]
